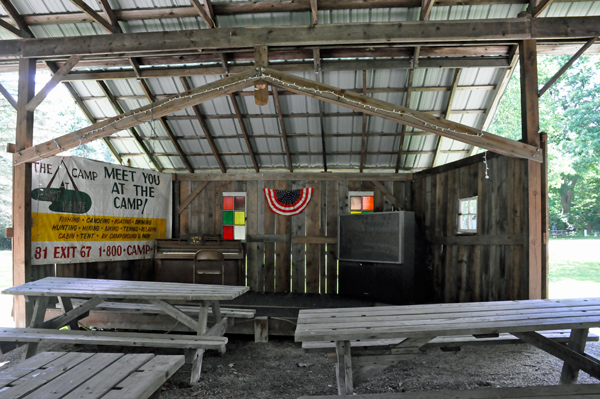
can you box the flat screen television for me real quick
[338,211,409,264]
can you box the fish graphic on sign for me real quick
[31,159,92,214]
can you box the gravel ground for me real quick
[0,337,598,398]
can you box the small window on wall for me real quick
[458,196,478,233]
[349,191,374,214]
[222,192,246,240]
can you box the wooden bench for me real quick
[0,351,184,399]
[297,383,600,399]
[295,298,600,395]
[0,327,227,352]
[302,330,600,353]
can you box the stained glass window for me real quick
[348,191,375,214]
[223,192,246,240]
[458,196,478,233]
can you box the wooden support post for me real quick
[541,132,549,299]
[519,39,543,299]
[254,316,269,343]
[24,296,49,359]
[254,46,269,106]
[13,58,35,328]
[0,82,16,109]
[560,328,589,384]
[313,48,328,171]
[396,68,414,172]
[336,340,353,395]
[359,70,368,173]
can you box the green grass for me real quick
[548,239,600,284]
[549,261,600,283]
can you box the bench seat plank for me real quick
[302,331,600,353]
[298,383,600,399]
[66,300,255,318]
[0,328,227,351]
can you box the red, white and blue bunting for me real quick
[263,187,314,216]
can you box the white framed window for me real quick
[458,196,478,233]
[348,191,374,214]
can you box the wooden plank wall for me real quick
[413,154,529,303]
[179,179,411,293]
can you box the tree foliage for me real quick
[489,55,600,233]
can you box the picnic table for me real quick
[295,298,600,395]
[2,277,249,384]
[0,351,183,399]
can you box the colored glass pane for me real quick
[223,211,234,225]
[351,211,362,214]
[362,196,374,211]
[235,211,245,225]
[223,226,234,240]
[234,226,246,240]
[223,196,234,210]
[234,196,245,210]
[362,211,373,213]
[350,197,362,211]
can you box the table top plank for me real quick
[295,298,600,342]
[61,354,156,399]
[0,352,94,399]
[0,352,66,389]
[2,277,249,301]
[299,298,600,317]
[298,305,600,326]
[100,355,184,399]
[32,353,124,399]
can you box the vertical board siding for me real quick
[413,155,530,303]
[175,177,411,294]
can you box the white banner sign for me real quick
[31,156,171,264]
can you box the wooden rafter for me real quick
[395,68,414,173]
[52,58,511,82]
[13,69,259,166]
[138,79,195,173]
[528,0,554,17]
[261,68,542,163]
[44,61,122,164]
[0,0,32,37]
[26,55,82,111]
[179,77,227,173]
[310,0,318,25]
[124,149,468,158]
[0,82,16,109]
[97,80,163,172]
[3,17,600,59]
[432,68,462,168]
[229,93,259,172]
[98,0,121,30]
[421,0,435,21]
[313,48,328,172]
[359,70,368,173]
[538,36,598,98]
[0,17,26,38]
[470,45,519,157]
[271,88,293,172]
[1,1,573,27]
[191,0,215,28]
[68,0,117,33]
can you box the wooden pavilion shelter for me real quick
[1,0,599,328]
